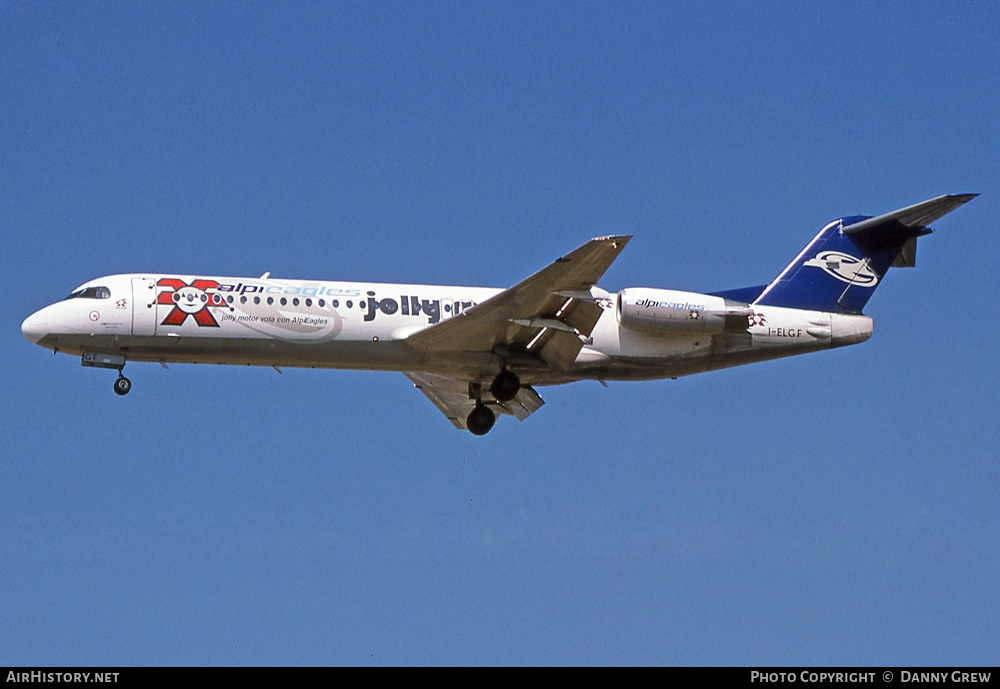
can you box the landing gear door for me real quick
[131,277,157,336]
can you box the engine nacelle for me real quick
[617,288,728,335]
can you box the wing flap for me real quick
[503,385,545,421]
[522,298,607,371]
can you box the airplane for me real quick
[21,194,976,435]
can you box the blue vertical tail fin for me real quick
[752,194,977,314]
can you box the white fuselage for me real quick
[22,273,873,387]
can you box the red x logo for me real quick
[156,278,227,327]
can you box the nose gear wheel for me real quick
[113,375,131,396]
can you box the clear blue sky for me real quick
[3,2,998,666]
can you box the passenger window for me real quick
[267,297,273,305]
[293,298,299,306]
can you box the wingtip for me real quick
[592,234,633,246]
[951,193,979,202]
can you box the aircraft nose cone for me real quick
[21,311,49,344]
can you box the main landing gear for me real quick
[465,381,498,436]
[489,367,521,403]
[465,365,522,435]
[466,403,496,436]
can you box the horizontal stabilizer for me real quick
[843,194,978,237]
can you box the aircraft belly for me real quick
[47,333,499,379]
[560,328,831,384]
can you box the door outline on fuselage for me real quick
[131,277,157,337]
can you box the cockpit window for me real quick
[65,286,111,300]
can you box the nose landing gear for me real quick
[81,352,132,396]
[113,374,132,396]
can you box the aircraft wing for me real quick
[404,372,545,429]
[403,235,630,371]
